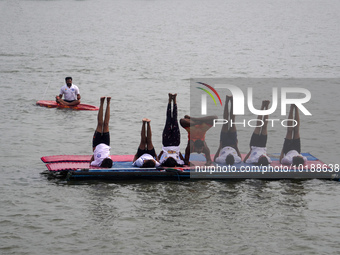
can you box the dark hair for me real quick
[100,158,113,168]
[65,77,72,81]
[257,156,269,166]
[292,156,305,167]
[162,157,178,167]
[193,139,204,148]
[225,154,235,165]
[141,160,156,168]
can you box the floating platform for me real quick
[36,100,99,111]
[40,153,339,181]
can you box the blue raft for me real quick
[41,153,339,181]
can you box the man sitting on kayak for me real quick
[133,119,160,168]
[56,77,81,106]
[180,115,217,166]
[90,97,113,168]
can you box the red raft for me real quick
[36,100,99,111]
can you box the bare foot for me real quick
[264,100,270,110]
[106,97,111,103]
[56,97,68,106]
[142,118,151,123]
[184,115,190,119]
[100,97,106,104]
[172,93,177,104]
[168,93,172,104]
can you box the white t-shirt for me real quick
[59,84,80,101]
[281,150,307,165]
[245,146,272,164]
[91,143,111,167]
[133,153,160,168]
[159,146,184,165]
[215,146,242,164]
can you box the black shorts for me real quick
[282,138,301,154]
[64,99,76,103]
[92,131,110,148]
[136,148,156,159]
[250,133,267,148]
[220,131,237,148]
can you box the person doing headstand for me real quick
[280,104,307,166]
[133,119,160,168]
[243,100,272,166]
[90,97,113,168]
[214,95,242,165]
[158,93,185,167]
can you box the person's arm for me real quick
[243,150,251,163]
[214,144,222,162]
[77,94,81,100]
[279,149,284,164]
[184,143,190,165]
[90,154,94,163]
[58,86,64,99]
[235,146,242,159]
[158,151,163,159]
[203,143,212,166]
[179,152,185,161]
[155,153,159,162]
[133,154,138,163]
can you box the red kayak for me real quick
[36,100,99,111]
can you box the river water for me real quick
[1,0,340,254]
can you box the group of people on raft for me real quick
[55,77,307,169]
[89,94,307,169]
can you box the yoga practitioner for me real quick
[280,104,307,166]
[90,97,113,168]
[56,77,81,106]
[180,114,217,166]
[243,100,272,166]
[158,93,185,167]
[133,119,160,168]
[214,95,242,165]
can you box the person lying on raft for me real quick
[280,104,307,166]
[243,100,272,166]
[214,95,242,165]
[180,114,217,166]
[90,97,113,168]
[56,77,81,106]
[133,119,160,168]
[158,93,185,167]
